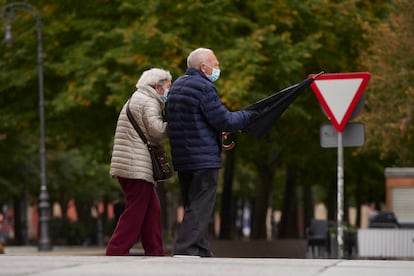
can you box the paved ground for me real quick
[1,246,413,276]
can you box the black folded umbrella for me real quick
[242,72,324,139]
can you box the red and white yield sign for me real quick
[308,72,371,132]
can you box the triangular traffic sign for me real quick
[308,72,370,132]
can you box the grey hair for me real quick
[136,68,172,89]
[187,48,213,69]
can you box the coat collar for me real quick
[137,85,163,104]
[185,68,210,82]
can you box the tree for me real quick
[361,0,414,166]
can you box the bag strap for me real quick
[126,99,149,145]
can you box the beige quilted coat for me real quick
[110,86,167,184]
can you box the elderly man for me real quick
[167,48,254,257]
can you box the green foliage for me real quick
[360,0,414,166]
[0,132,38,202]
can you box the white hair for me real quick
[136,68,172,89]
[187,48,213,69]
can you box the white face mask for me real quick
[203,64,221,82]
[207,68,220,82]
[161,89,169,102]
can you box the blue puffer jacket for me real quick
[167,68,251,171]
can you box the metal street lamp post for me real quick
[2,2,51,251]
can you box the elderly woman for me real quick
[106,68,172,256]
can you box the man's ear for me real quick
[200,63,207,74]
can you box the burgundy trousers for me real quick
[106,177,164,256]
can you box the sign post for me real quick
[337,131,344,258]
[309,72,370,258]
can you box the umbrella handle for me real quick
[222,132,235,150]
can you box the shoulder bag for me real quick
[126,100,173,181]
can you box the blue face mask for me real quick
[204,64,221,82]
[161,89,169,103]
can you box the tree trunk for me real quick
[75,201,92,244]
[355,172,363,228]
[302,170,313,236]
[251,161,275,239]
[59,199,70,244]
[13,196,23,245]
[327,173,337,221]
[278,165,298,239]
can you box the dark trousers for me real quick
[174,169,218,257]
[106,177,164,256]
